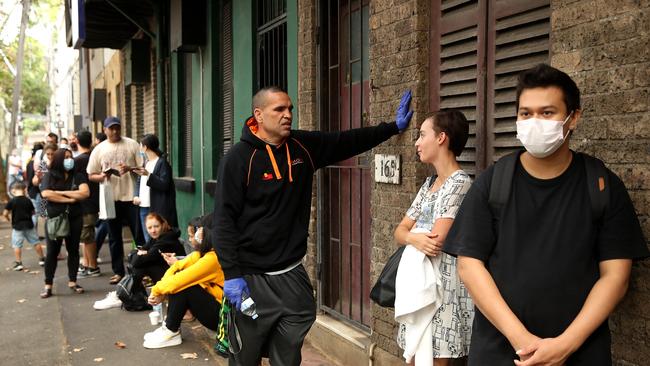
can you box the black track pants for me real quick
[229,264,316,366]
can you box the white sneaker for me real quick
[143,322,167,341]
[93,291,122,310]
[142,324,182,349]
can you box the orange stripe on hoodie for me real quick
[247,115,293,182]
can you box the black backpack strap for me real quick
[580,153,609,222]
[488,151,520,215]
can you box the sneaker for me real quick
[142,325,182,349]
[79,267,101,278]
[97,257,103,264]
[78,264,86,274]
[12,261,24,271]
[38,258,45,267]
[143,323,167,341]
[93,291,122,310]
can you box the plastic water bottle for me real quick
[240,294,258,319]
[153,303,163,323]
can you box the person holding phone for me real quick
[93,213,185,310]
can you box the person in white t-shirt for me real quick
[86,116,144,284]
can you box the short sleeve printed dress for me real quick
[397,170,474,358]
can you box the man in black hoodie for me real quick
[214,86,413,365]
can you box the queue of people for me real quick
[2,63,647,364]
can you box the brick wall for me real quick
[297,1,319,289]
[551,0,650,364]
[368,0,431,357]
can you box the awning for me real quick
[66,0,154,49]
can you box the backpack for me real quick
[116,275,152,312]
[488,151,609,222]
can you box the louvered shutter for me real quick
[183,54,193,177]
[222,0,234,154]
[431,0,487,175]
[486,0,550,163]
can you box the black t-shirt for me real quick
[74,152,99,214]
[25,158,39,199]
[41,170,87,218]
[5,196,34,230]
[444,151,648,366]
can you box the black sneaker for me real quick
[13,261,24,271]
[78,264,86,274]
[79,267,101,278]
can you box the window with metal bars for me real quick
[182,53,193,177]
[430,0,550,175]
[255,0,287,91]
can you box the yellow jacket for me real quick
[151,250,224,302]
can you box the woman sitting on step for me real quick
[143,214,224,349]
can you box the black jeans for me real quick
[229,265,316,366]
[107,201,141,276]
[165,285,221,333]
[44,214,82,285]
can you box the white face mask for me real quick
[516,113,573,158]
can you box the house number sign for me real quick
[374,154,400,184]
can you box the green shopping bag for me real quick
[214,299,241,357]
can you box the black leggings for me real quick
[165,285,221,333]
[44,214,82,285]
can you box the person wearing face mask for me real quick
[39,148,90,298]
[133,134,178,241]
[33,143,59,233]
[443,64,649,365]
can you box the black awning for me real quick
[66,0,154,49]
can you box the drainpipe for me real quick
[198,47,205,214]
[368,342,377,366]
[154,3,166,152]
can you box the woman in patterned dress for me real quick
[394,110,474,365]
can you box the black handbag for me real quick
[116,275,151,311]
[369,246,405,307]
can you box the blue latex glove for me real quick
[395,89,414,132]
[223,277,249,311]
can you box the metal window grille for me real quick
[255,0,287,91]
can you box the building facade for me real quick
[67,0,648,364]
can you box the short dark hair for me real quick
[252,85,287,111]
[32,142,44,156]
[77,130,92,148]
[11,181,26,191]
[60,137,68,144]
[96,132,107,142]
[47,132,58,143]
[426,109,469,157]
[515,63,581,113]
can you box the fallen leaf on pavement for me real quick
[93,358,104,362]
[17,299,27,303]
[28,270,39,274]
[73,347,85,352]
[114,341,126,349]
[180,353,198,359]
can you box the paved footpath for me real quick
[0,220,335,366]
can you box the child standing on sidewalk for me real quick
[2,182,45,270]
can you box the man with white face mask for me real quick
[444,64,648,365]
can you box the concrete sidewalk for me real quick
[0,220,336,365]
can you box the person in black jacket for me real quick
[133,134,178,242]
[213,86,413,366]
[130,212,185,286]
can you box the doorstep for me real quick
[306,314,403,366]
